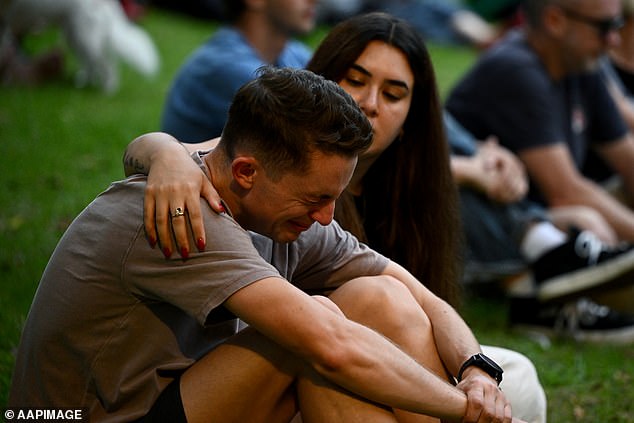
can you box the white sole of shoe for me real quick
[538,249,634,302]
[573,325,634,345]
[513,324,634,345]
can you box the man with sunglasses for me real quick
[446,0,634,339]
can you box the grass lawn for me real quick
[1,7,633,421]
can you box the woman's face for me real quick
[338,40,414,159]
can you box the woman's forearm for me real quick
[123,132,188,176]
[123,132,220,176]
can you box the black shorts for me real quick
[135,379,187,423]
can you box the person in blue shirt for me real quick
[161,0,316,142]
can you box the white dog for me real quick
[1,0,160,93]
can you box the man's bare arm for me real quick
[521,143,634,242]
[597,134,634,204]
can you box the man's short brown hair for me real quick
[220,66,373,179]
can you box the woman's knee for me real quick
[481,346,547,423]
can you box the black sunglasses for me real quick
[559,6,624,38]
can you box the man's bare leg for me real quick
[179,327,300,423]
[297,276,450,423]
[177,295,399,423]
[178,276,454,423]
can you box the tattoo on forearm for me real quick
[123,153,148,174]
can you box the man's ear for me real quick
[231,157,258,189]
[543,4,567,38]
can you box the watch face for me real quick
[470,354,503,384]
[478,354,503,383]
[480,354,503,372]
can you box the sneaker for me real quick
[509,296,634,344]
[532,230,634,302]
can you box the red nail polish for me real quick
[218,203,226,213]
[196,238,205,251]
[148,236,157,249]
[180,247,189,260]
[163,247,172,259]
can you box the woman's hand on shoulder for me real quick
[125,133,223,259]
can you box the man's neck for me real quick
[234,13,289,64]
[526,28,568,80]
[205,148,241,220]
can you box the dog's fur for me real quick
[1,0,159,92]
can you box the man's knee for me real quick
[330,275,432,339]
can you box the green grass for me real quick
[1,8,633,421]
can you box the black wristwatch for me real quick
[457,353,503,385]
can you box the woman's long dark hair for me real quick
[307,12,463,307]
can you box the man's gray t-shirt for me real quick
[9,155,388,421]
